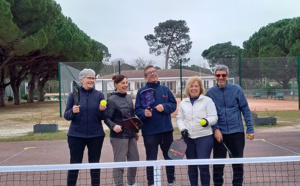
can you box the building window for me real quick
[128,83,131,91]
[204,80,208,89]
[135,82,140,90]
[167,81,173,91]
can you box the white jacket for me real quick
[176,95,218,139]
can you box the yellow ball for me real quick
[200,119,207,126]
[100,100,107,106]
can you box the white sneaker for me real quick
[168,181,179,186]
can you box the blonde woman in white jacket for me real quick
[176,76,218,186]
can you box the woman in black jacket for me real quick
[64,69,107,186]
[105,74,139,186]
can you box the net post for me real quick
[153,165,161,186]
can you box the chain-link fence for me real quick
[59,57,300,116]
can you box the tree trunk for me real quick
[37,73,49,101]
[8,65,21,105]
[27,73,37,103]
[0,68,6,107]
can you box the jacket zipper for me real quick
[86,92,89,137]
[222,89,229,132]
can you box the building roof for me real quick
[98,69,212,79]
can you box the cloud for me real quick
[55,0,300,68]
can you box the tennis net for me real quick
[0,156,299,185]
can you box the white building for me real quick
[95,69,233,98]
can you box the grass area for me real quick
[0,130,68,142]
[0,101,299,142]
[253,110,300,130]
[0,130,111,142]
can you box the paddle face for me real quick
[123,117,143,133]
[221,140,233,158]
[168,137,187,160]
[72,80,80,105]
[140,88,155,109]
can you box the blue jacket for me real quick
[64,87,106,138]
[135,81,177,136]
[206,82,254,134]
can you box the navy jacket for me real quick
[206,81,254,134]
[64,87,106,138]
[135,81,177,136]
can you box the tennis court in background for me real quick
[0,130,300,185]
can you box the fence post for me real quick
[298,56,300,110]
[118,61,121,74]
[239,57,241,87]
[180,59,182,100]
[58,62,62,117]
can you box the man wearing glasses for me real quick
[135,66,177,186]
[206,64,254,186]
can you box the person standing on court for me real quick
[176,76,218,186]
[104,74,139,186]
[206,64,255,186]
[64,69,107,186]
[135,66,177,186]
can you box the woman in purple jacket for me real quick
[64,69,107,186]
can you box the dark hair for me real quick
[112,74,127,85]
[144,65,154,76]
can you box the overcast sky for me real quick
[55,0,300,68]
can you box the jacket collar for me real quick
[112,91,127,97]
[217,80,229,89]
[80,86,94,93]
[146,81,160,88]
[184,94,204,102]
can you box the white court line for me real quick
[253,139,300,155]
[0,147,36,165]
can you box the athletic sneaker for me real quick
[168,181,179,186]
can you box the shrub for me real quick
[7,96,14,101]
[21,94,28,100]
[33,95,38,100]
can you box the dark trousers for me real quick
[143,131,175,186]
[184,135,213,186]
[67,136,104,186]
[213,132,245,186]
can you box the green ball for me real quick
[200,119,207,126]
[100,100,107,106]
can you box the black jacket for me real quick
[104,92,136,139]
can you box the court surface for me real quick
[0,131,299,166]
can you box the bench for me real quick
[253,93,261,99]
[274,93,284,100]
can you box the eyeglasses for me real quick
[215,74,228,78]
[146,70,157,76]
[85,77,95,80]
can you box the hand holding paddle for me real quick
[181,129,189,138]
